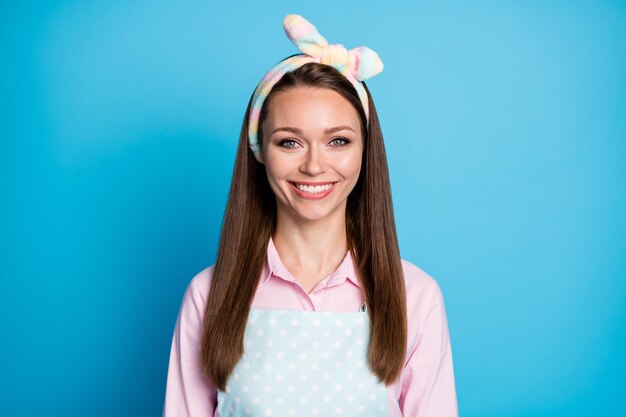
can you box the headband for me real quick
[247,14,384,163]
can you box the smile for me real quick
[289,181,338,199]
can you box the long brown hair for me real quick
[201,62,407,390]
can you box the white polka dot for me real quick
[346,350,353,357]
[276,374,284,382]
[253,397,260,404]
[245,341,253,348]
[235,396,241,403]
[268,318,276,326]
[335,319,343,326]
[299,396,308,404]
[255,351,262,359]
[301,330,310,337]
[310,363,319,370]
[357,405,365,412]
[345,329,353,336]
[233,373,240,381]
[243,362,250,369]
[369,393,377,401]
[323,372,331,380]
[242,385,249,393]
[346,371,354,379]
[323,395,331,403]
[312,408,320,415]
[225,384,231,392]
[290,318,298,326]
[357,360,365,367]
[379,404,386,410]
[276,397,284,405]
[264,362,273,370]
[288,409,296,416]
[311,384,319,392]
[299,374,307,382]
[245,408,252,415]
[334,383,343,391]
[289,341,297,348]
[313,319,321,326]
[265,408,272,416]
[299,352,308,360]
[278,330,286,337]
[334,341,342,348]
[257,329,264,336]
[356,317,364,325]
[334,361,342,368]
[356,338,364,346]
[264,385,272,393]
[312,341,320,348]
[322,352,330,359]
[288,385,296,393]
[358,383,365,391]
[266,340,274,347]
[323,330,331,337]
[347,394,354,402]
[288,363,296,370]
[253,374,260,381]
[279,310,287,315]
[335,406,343,414]
[277,351,284,359]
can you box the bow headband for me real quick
[247,14,384,163]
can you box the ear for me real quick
[256,144,265,165]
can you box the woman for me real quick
[163,14,458,417]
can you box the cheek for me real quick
[264,163,289,194]
[335,153,362,180]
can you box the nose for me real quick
[300,144,327,176]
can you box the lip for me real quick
[290,180,338,186]
[289,181,338,200]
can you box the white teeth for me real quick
[294,183,334,193]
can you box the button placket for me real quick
[309,286,328,311]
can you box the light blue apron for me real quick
[217,308,388,417]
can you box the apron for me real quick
[217,308,388,417]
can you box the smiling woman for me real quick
[163,14,458,417]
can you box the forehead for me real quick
[264,87,362,134]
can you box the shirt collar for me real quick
[260,236,361,288]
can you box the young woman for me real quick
[163,14,458,417]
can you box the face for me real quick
[260,86,364,223]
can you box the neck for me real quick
[272,207,349,280]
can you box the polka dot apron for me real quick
[217,308,388,417]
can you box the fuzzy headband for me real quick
[247,14,384,163]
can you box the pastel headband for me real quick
[247,14,384,163]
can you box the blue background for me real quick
[1,1,624,416]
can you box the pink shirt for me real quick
[163,237,458,416]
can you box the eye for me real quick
[329,137,351,147]
[278,139,300,149]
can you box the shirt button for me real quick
[313,290,322,295]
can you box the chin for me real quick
[288,201,347,223]
[291,209,334,222]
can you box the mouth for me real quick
[288,181,338,199]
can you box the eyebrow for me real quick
[270,125,356,136]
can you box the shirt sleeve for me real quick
[162,274,218,417]
[399,279,458,416]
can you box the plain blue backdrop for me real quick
[1,1,624,416]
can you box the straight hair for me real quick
[201,62,407,390]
